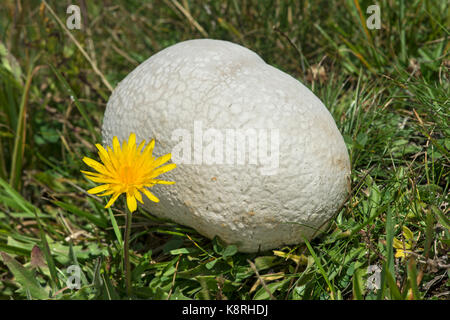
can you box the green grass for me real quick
[0,0,448,300]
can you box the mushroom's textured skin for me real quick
[102,39,351,252]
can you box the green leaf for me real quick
[254,256,279,271]
[222,245,237,258]
[253,279,289,300]
[170,247,197,255]
[352,268,364,300]
[0,251,49,299]
[205,258,219,269]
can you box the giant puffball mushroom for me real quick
[102,39,351,252]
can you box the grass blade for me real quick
[47,62,99,140]
[407,258,421,300]
[378,207,396,299]
[9,63,34,190]
[108,207,123,247]
[0,176,38,215]
[352,269,364,300]
[303,237,336,300]
[52,200,108,228]
[385,268,403,300]
[34,210,60,292]
[431,205,450,230]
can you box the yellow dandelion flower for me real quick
[393,226,414,260]
[81,133,176,212]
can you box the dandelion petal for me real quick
[126,191,137,212]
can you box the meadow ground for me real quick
[0,0,448,300]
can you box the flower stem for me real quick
[124,207,132,297]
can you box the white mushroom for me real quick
[102,39,351,252]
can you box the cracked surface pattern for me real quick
[102,39,351,252]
